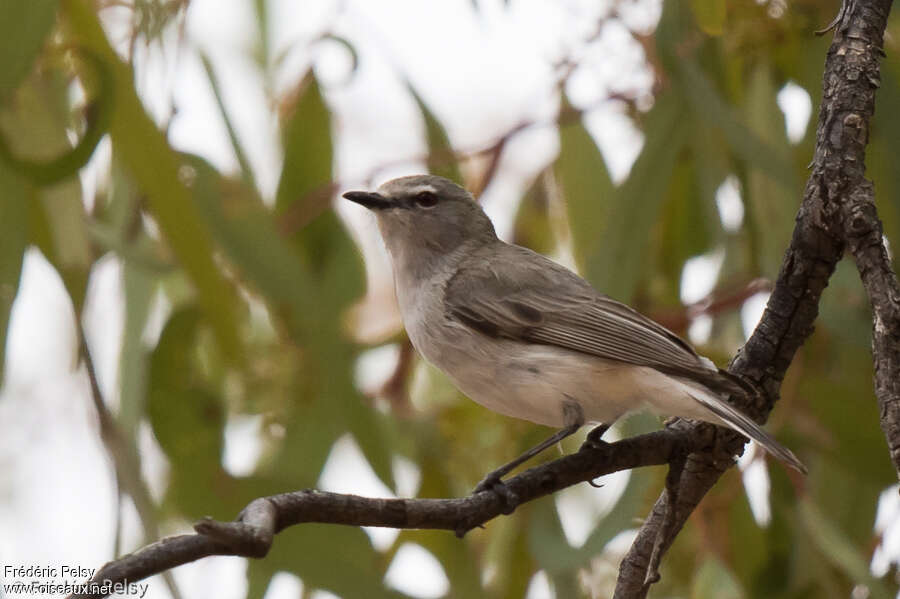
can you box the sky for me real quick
[4,1,891,599]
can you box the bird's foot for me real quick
[580,423,610,452]
[472,473,519,515]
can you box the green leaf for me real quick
[0,65,93,311]
[0,0,59,102]
[245,565,272,599]
[555,117,615,268]
[409,84,462,184]
[147,307,230,516]
[147,308,224,468]
[527,467,654,578]
[118,260,154,433]
[690,118,731,235]
[62,0,243,358]
[585,90,689,301]
[690,0,726,36]
[186,152,395,488]
[275,73,333,229]
[200,52,257,191]
[741,63,798,276]
[866,62,900,248]
[39,179,92,313]
[690,556,745,599]
[725,484,769,591]
[799,499,892,599]
[283,210,395,490]
[106,154,156,435]
[757,445,826,597]
[523,498,586,596]
[481,506,535,596]
[654,0,696,70]
[0,163,28,383]
[799,309,893,484]
[185,154,319,335]
[575,468,654,561]
[657,156,711,300]
[275,390,342,486]
[512,174,559,259]
[0,49,112,185]
[398,529,484,598]
[679,59,796,191]
[528,497,576,574]
[250,524,401,599]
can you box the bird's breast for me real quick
[397,275,459,366]
[398,281,567,427]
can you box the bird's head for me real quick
[343,175,496,259]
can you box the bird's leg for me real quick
[581,423,611,450]
[471,401,584,513]
[579,423,611,487]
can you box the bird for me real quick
[343,174,806,495]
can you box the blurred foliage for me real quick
[1,0,899,598]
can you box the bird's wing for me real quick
[444,243,729,389]
[443,243,813,473]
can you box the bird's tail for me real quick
[684,382,807,474]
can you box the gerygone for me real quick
[344,175,805,494]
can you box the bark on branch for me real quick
[615,0,896,596]
[68,426,709,599]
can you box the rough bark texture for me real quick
[67,427,709,599]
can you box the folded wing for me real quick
[444,243,739,395]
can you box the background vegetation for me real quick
[2,0,900,597]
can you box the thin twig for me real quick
[79,333,184,599]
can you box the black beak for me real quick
[343,190,393,210]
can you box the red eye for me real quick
[414,191,439,208]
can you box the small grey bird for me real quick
[344,175,806,491]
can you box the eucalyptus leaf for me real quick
[408,83,462,185]
[690,0,727,36]
[800,499,892,599]
[741,64,798,277]
[690,556,745,599]
[0,163,28,383]
[555,117,615,268]
[147,307,229,516]
[276,74,333,229]
[250,524,404,599]
[0,69,92,311]
[585,90,689,301]
[0,0,58,101]
[63,0,243,358]
[679,59,796,191]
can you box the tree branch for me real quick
[614,0,895,596]
[827,10,900,475]
[67,426,708,599]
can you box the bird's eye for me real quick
[414,191,439,208]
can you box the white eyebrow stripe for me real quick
[408,184,437,195]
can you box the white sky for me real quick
[0,2,867,599]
